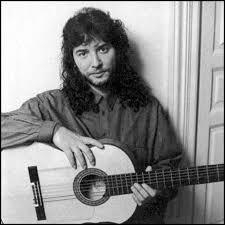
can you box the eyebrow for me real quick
[94,42,107,48]
[75,49,88,54]
[74,42,109,54]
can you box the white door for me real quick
[194,1,224,224]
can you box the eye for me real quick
[99,45,110,54]
[78,51,88,57]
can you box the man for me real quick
[2,7,182,224]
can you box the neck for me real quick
[102,164,224,197]
[90,85,109,97]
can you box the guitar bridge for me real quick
[28,166,46,221]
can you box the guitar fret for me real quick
[206,166,209,183]
[148,172,151,186]
[130,173,133,186]
[111,176,115,196]
[187,168,190,184]
[115,176,119,195]
[120,174,123,195]
[136,174,138,183]
[162,170,166,188]
[196,167,199,184]
[106,176,111,196]
[217,164,220,181]
[178,168,182,186]
[125,174,129,194]
[170,169,174,188]
[155,171,159,189]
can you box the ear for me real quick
[72,48,76,62]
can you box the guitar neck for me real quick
[104,164,224,196]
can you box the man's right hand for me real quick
[52,126,104,169]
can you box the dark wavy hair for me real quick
[61,7,151,115]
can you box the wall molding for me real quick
[168,1,200,161]
[166,1,201,223]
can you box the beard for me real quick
[85,71,115,91]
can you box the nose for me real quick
[91,53,102,69]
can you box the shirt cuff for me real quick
[38,121,60,143]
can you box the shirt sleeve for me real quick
[1,97,60,149]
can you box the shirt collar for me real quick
[92,89,117,111]
[107,92,117,110]
[93,90,103,105]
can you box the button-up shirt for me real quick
[1,89,182,223]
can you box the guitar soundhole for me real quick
[73,168,109,206]
[80,175,106,201]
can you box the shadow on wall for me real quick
[128,37,153,97]
[161,109,200,223]
[165,113,198,223]
[128,37,144,78]
[128,36,202,224]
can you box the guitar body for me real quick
[1,141,137,224]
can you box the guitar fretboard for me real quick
[103,164,224,196]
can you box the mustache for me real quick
[89,69,109,75]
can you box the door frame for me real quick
[166,1,201,223]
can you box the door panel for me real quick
[194,1,224,224]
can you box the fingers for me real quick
[69,137,103,169]
[78,143,95,166]
[131,183,157,206]
[142,183,157,197]
[132,192,142,206]
[53,127,102,170]
[69,138,102,169]
[71,146,87,169]
[75,137,103,168]
[131,183,148,206]
[81,137,104,149]
[132,183,149,199]
[65,145,94,170]
[64,148,77,169]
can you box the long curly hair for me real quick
[61,7,151,115]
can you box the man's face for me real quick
[73,38,116,87]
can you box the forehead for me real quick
[74,38,106,50]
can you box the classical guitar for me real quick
[1,139,224,224]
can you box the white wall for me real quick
[1,1,172,112]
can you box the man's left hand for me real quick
[131,166,158,206]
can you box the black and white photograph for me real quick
[1,1,224,224]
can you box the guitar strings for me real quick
[40,170,224,203]
[40,166,224,192]
[40,167,223,197]
[37,165,224,203]
[40,168,224,194]
[40,164,224,188]
[42,173,224,203]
